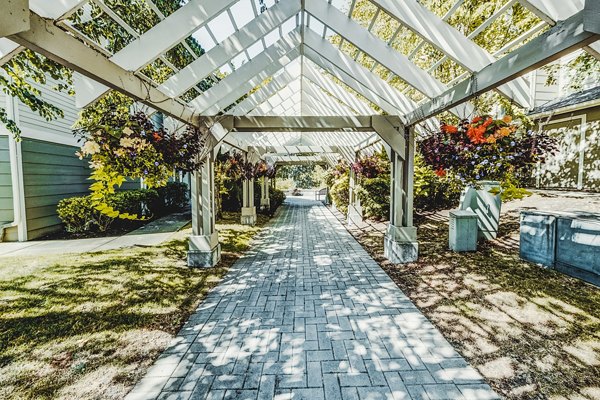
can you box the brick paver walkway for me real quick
[127,198,499,400]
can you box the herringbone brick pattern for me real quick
[127,198,499,400]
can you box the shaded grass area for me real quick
[349,212,600,400]
[0,211,269,400]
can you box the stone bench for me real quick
[520,210,600,286]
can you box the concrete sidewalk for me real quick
[0,212,190,258]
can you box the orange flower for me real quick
[435,168,447,177]
[441,124,458,134]
[467,125,486,143]
[486,135,497,144]
[498,127,511,137]
[502,115,513,123]
[483,117,494,129]
[472,116,483,124]
[153,132,162,141]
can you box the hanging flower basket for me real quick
[419,115,557,188]
[420,115,557,239]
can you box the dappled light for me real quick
[339,205,600,399]
[0,213,270,399]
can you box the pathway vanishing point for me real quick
[127,198,499,400]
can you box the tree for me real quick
[543,52,600,92]
[1,51,72,138]
[276,165,320,188]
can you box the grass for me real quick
[347,211,600,400]
[0,211,270,400]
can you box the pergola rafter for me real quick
[303,63,376,115]
[158,0,301,99]
[232,68,300,116]
[406,8,599,125]
[367,0,531,108]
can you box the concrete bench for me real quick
[520,210,600,286]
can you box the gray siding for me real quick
[18,76,79,141]
[21,138,90,239]
[0,136,13,224]
[532,68,560,108]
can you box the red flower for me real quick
[435,168,447,177]
[441,124,458,134]
[466,125,486,143]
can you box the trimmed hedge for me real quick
[57,182,190,233]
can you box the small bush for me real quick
[110,189,159,217]
[222,182,242,212]
[414,154,463,211]
[330,176,350,214]
[356,175,390,220]
[269,188,286,214]
[156,182,189,214]
[58,188,165,234]
[57,196,114,233]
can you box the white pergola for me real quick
[1,0,598,266]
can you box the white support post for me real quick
[260,176,270,210]
[241,176,257,225]
[384,127,418,264]
[188,152,221,267]
[346,163,364,227]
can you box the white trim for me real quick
[529,98,600,120]
[1,127,81,147]
[2,91,28,241]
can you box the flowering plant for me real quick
[351,148,390,178]
[419,115,557,185]
[221,152,274,180]
[254,160,276,179]
[75,110,209,219]
[324,160,349,187]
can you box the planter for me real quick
[459,180,502,240]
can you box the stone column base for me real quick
[241,207,257,225]
[384,225,418,264]
[187,232,221,267]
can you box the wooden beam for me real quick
[0,0,30,37]
[406,11,599,126]
[231,116,378,132]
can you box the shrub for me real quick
[269,188,286,214]
[356,175,390,220]
[109,189,158,217]
[330,176,350,214]
[58,188,166,234]
[156,181,189,214]
[57,196,115,233]
[222,182,242,212]
[413,153,463,211]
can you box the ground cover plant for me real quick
[0,211,269,400]
[335,208,600,400]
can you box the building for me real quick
[529,52,600,192]
[0,76,89,241]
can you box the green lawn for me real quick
[0,211,269,400]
